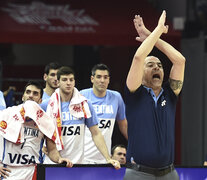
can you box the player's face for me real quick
[112,147,126,164]
[91,70,110,94]
[44,69,59,89]
[142,56,164,89]
[22,85,42,104]
[59,74,75,95]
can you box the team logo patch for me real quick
[13,114,19,121]
[0,120,7,129]
[73,105,81,112]
[37,110,44,119]
[161,100,166,106]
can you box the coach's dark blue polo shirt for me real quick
[125,82,177,168]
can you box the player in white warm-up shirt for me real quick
[2,119,45,165]
[1,118,45,180]
[43,99,98,164]
[81,88,126,163]
[0,81,72,180]
[80,64,128,164]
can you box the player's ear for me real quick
[43,73,47,81]
[38,98,42,104]
[91,75,94,83]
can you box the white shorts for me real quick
[0,163,35,180]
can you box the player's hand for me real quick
[0,166,11,179]
[58,158,73,168]
[107,159,121,170]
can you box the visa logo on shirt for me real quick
[62,125,80,136]
[8,153,36,165]
[99,119,111,129]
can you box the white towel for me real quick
[0,100,57,144]
[70,87,91,119]
[47,87,91,150]
[0,104,24,143]
[23,100,57,141]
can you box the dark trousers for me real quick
[124,168,179,180]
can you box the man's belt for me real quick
[128,163,175,177]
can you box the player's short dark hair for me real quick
[44,62,61,75]
[23,80,44,98]
[91,64,110,76]
[57,66,75,80]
